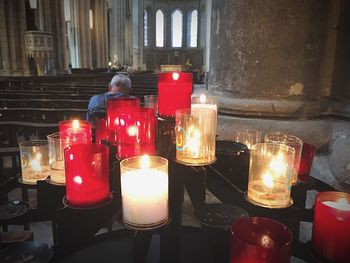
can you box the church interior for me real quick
[0,0,350,262]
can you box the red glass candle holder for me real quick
[115,107,156,159]
[106,97,140,144]
[64,143,110,207]
[95,117,109,143]
[298,143,316,182]
[312,191,350,263]
[59,120,92,143]
[230,217,292,263]
[158,72,192,117]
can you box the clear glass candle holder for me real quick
[47,132,87,184]
[265,132,303,185]
[247,143,295,208]
[59,120,92,143]
[120,155,168,229]
[175,108,216,166]
[19,140,50,184]
[65,143,110,207]
[230,217,292,263]
[144,95,158,115]
[191,94,218,132]
[232,130,262,149]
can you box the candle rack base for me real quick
[175,157,217,167]
[18,176,46,186]
[245,194,294,209]
[0,200,31,220]
[62,192,113,210]
[122,218,170,231]
[45,177,65,186]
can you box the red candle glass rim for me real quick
[117,106,155,115]
[315,191,350,212]
[106,97,140,105]
[231,217,293,249]
[158,72,193,83]
[59,120,91,127]
[64,143,109,156]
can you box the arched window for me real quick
[189,10,198,47]
[171,9,183,48]
[144,10,148,47]
[156,10,164,47]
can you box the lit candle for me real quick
[247,143,295,208]
[191,94,218,133]
[265,132,303,185]
[59,119,92,143]
[175,108,216,166]
[120,155,168,229]
[65,143,110,207]
[158,72,192,117]
[47,132,87,184]
[312,191,350,262]
[19,140,50,184]
[232,130,262,150]
[230,217,292,263]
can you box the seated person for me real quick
[87,74,132,122]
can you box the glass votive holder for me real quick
[312,191,350,263]
[175,108,216,166]
[247,143,295,208]
[298,143,316,182]
[59,120,92,143]
[47,132,87,184]
[95,117,109,143]
[64,143,110,208]
[230,217,292,263]
[19,140,50,184]
[115,107,156,159]
[106,97,140,144]
[120,155,168,229]
[232,130,262,149]
[144,95,158,115]
[191,94,218,132]
[158,72,192,117]
[264,132,303,185]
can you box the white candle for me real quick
[121,155,168,228]
[191,94,218,113]
[323,198,350,211]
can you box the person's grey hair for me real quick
[110,74,131,90]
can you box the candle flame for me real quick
[127,126,138,136]
[199,94,207,104]
[269,153,286,175]
[263,172,273,189]
[30,156,42,172]
[140,155,150,169]
[172,72,179,81]
[108,61,112,66]
[72,120,80,131]
[259,234,275,248]
[73,175,83,185]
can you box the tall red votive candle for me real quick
[64,143,110,207]
[158,72,192,117]
[95,117,109,143]
[59,120,92,143]
[312,191,350,263]
[230,217,292,263]
[116,107,156,159]
[106,97,140,145]
[298,143,316,182]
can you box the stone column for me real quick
[91,0,108,68]
[109,0,125,64]
[209,0,340,101]
[72,0,92,68]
